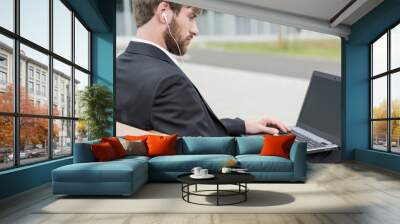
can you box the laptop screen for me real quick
[296,71,341,145]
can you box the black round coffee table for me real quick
[177,173,255,206]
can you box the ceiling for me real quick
[169,0,384,38]
[227,0,352,22]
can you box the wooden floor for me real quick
[1,162,400,224]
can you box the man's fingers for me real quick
[279,123,289,132]
[261,126,279,135]
[266,119,289,132]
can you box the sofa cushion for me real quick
[180,137,235,155]
[101,137,127,158]
[91,142,118,162]
[236,135,263,155]
[149,154,235,172]
[115,155,150,164]
[53,158,147,183]
[119,138,147,156]
[124,135,149,141]
[53,163,133,183]
[259,134,296,159]
[236,155,293,172]
[73,140,100,163]
[147,134,177,157]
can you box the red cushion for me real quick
[259,134,296,159]
[146,134,177,157]
[124,135,149,141]
[101,137,126,158]
[91,142,118,162]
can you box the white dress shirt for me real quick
[131,37,183,70]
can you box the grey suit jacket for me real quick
[116,41,245,137]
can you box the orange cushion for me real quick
[146,134,177,157]
[124,135,149,141]
[101,137,126,158]
[91,142,118,162]
[259,134,296,159]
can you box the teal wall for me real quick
[0,0,115,200]
[343,0,400,171]
[342,43,370,159]
[355,148,400,172]
[91,0,116,136]
[92,32,115,136]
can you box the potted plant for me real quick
[79,84,113,140]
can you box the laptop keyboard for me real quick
[291,130,327,149]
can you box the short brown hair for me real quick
[133,0,201,28]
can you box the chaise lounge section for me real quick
[52,140,149,196]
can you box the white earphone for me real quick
[162,12,168,24]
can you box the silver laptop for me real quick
[290,71,341,154]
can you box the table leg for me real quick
[187,184,190,202]
[217,184,219,206]
[181,184,183,199]
[245,183,247,201]
[195,184,198,192]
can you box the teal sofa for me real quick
[52,136,307,196]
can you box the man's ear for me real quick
[155,1,171,24]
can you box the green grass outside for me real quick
[192,39,341,61]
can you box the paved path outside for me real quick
[186,48,341,80]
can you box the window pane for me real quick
[20,44,49,115]
[75,18,89,70]
[392,72,400,118]
[20,0,49,49]
[372,121,388,151]
[372,76,387,119]
[75,120,88,143]
[20,117,49,165]
[391,24,400,70]
[372,33,387,76]
[53,0,72,60]
[0,116,14,170]
[74,69,89,118]
[0,0,14,31]
[53,59,72,117]
[391,120,400,153]
[53,119,72,158]
[0,35,14,113]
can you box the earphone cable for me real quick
[166,21,185,66]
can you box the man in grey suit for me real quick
[116,0,288,136]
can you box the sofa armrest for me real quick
[289,142,307,181]
[73,140,100,163]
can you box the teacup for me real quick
[199,169,208,176]
[191,167,202,176]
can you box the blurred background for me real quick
[116,0,341,127]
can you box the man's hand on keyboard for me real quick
[245,117,289,135]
